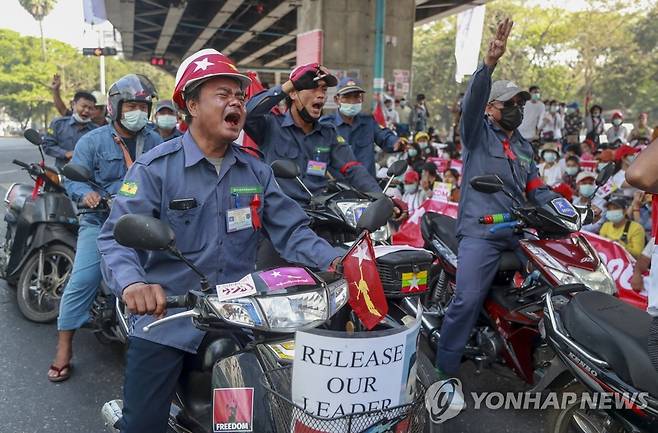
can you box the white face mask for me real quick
[72,112,92,124]
[543,152,557,163]
[121,110,149,132]
[565,166,579,176]
[404,184,418,194]
[418,141,429,149]
[156,114,177,130]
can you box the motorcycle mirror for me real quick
[114,214,175,251]
[356,197,394,232]
[596,163,615,186]
[23,128,43,146]
[470,175,505,194]
[271,160,300,179]
[387,160,408,178]
[61,164,92,182]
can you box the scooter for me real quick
[541,287,658,433]
[0,129,78,322]
[401,167,617,386]
[101,199,435,433]
[59,163,127,344]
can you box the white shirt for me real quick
[519,101,545,140]
[649,242,658,316]
[538,162,564,186]
[605,125,629,144]
[402,191,424,214]
[540,112,565,140]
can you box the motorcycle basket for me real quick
[261,365,427,433]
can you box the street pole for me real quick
[100,54,106,94]
[372,0,386,109]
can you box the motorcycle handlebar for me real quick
[489,221,521,233]
[166,295,189,309]
[479,213,514,225]
[12,159,31,169]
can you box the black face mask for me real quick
[295,101,317,124]
[498,105,523,131]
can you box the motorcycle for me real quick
[101,199,435,433]
[0,129,78,322]
[400,167,617,386]
[541,287,658,433]
[59,163,128,344]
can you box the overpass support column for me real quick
[297,0,415,103]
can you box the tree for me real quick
[18,0,58,61]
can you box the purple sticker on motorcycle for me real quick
[259,267,315,290]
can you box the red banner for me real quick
[393,201,648,310]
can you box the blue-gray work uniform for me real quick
[43,116,98,170]
[320,111,399,177]
[98,131,341,353]
[57,123,161,331]
[244,85,381,203]
[437,63,558,374]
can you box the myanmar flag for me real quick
[401,270,428,294]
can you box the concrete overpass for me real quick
[105,0,487,97]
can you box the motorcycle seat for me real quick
[421,212,521,272]
[562,290,658,396]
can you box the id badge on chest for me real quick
[306,160,327,177]
[226,207,252,233]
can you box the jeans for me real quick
[57,222,102,331]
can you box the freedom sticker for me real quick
[259,267,315,290]
[216,274,257,302]
[213,387,254,432]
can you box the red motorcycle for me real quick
[400,171,617,389]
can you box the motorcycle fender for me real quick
[7,223,77,279]
[212,352,275,433]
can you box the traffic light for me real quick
[82,47,118,56]
[150,57,172,66]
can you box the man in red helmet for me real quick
[244,63,381,203]
[98,49,341,433]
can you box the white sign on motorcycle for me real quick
[291,314,421,423]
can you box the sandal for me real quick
[48,364,72,383]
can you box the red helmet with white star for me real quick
[173,48,252,110]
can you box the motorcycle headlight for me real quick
[568,265,617,295]
[336,201,370,228]
[207,279,349,333]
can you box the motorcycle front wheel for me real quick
[546,384,624,433]
[17,244,74,323]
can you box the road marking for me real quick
[0,169,20,176]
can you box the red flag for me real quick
[341,233,388,330]
[373,100,386,128]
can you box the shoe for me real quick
[101,399,123,433]
[47,364,72,383]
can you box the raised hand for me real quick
[485,18,513,67]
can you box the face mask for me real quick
[156,114,177,130]
[592,112,601,118]
[531,93,541,101]
[418,141,429,149]
[407,148,418,158]
[498,105,523,131]
[400,101,407,107]
[120,110,149,132]
[543,152,557,163]
[550,105,558,113]
[598,162,609,172]
[566,108,575,115]
[294,101,317,124]
[565,166,579,176]
[613,119,622,126]
[606,209,624,223]
[579,184,596,198]
[72,112,92,124]
[404,184,418,194]
[339,103,362,117]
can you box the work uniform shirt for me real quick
[458,63,556,240]
[67,123,162,226]
[245,85,381,203]
[43,116,98,170]
[320,111,399,177]
[97,132,340,353]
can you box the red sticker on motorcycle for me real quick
[213,387,254,432]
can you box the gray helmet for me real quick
[107,74,158,121]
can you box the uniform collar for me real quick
[333,111,363,127]
[182,131,244,168]
[282,110,324,134]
